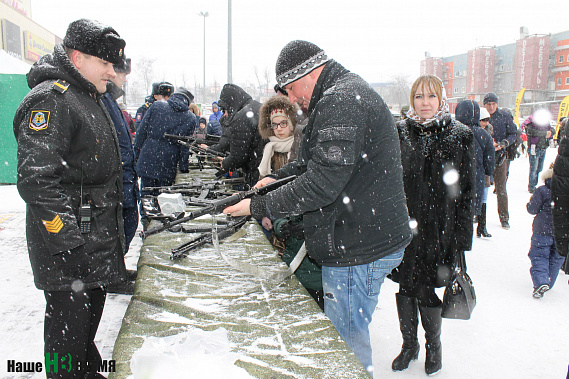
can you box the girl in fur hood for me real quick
[527,163,566,298]
[257,96,298,178]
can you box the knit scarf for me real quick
[258,136,294,178]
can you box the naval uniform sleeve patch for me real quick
[28,110,51,132]
[42,215,64,233]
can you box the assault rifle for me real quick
[170,216,249,259]
[141,177,245,193]
[140,175,296,239]
[164,133,228,158]
[163,133,220,145]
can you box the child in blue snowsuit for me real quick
[526,163,566,298]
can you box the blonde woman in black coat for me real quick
[392,75,475,375]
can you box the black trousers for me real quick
[44,287,106,378]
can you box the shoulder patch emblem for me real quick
[29,110,50,131]
[42,215,63,233]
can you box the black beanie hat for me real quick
[483,92,499,104]
[275,40,330,88]
[113,57,131,74]
[63,19,125,65]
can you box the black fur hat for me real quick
[275,40,329,88]
[113,57,131,74]
[156,82,174,97]
[63,19,125,65]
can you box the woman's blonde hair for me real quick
[410,75,443,110]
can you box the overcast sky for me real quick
[29,0,569,91]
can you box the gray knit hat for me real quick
[275,40,329,88]
[483,92,499,104]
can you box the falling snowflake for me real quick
[443,169,459,186]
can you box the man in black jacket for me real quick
[224,40,412,374]
[213,84,264,187]
[13,19,127,378]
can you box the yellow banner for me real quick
[555,95,569,138]
[513,88,525,126]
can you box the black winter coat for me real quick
[254,61,412,267]
[456,100,494,215]
[13,44,127,291]
[134,93,196,180]
[395,114,475,288]
[217,84,264,185]
[552,127,569,261]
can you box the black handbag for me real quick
[441,251,476,320]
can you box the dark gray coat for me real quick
[253,61,412,267]
[13,44,127,291]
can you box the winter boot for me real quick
[476,204,492,238]
[419,304,443,376]
[392,294,420,371]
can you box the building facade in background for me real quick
[0,1,61,65]
[421,27,569,120]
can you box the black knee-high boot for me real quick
[392,293,420,371]
[419,304,442,376]
[477,203,492,238]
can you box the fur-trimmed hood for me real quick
[258,96,298,139]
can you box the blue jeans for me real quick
[528,234,565,289]
[528,148,546,192]
[322,249,404,373]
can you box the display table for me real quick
[109,171,368,378]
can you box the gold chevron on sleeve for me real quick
[42,215,64,233]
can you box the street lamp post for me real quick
[199,11,209,102]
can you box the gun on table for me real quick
[170,216,249,259]
[164,133,228,158]
[141,177,245,193]
[140,175,296,239]
[163,133,220,146]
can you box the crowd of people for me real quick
[12,17,569,378]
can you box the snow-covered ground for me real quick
[1,149,568,378]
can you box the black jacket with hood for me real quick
[13,44,127,291]
[251,61,412,267]
[216,84,264,185]
[456,100,495,215]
